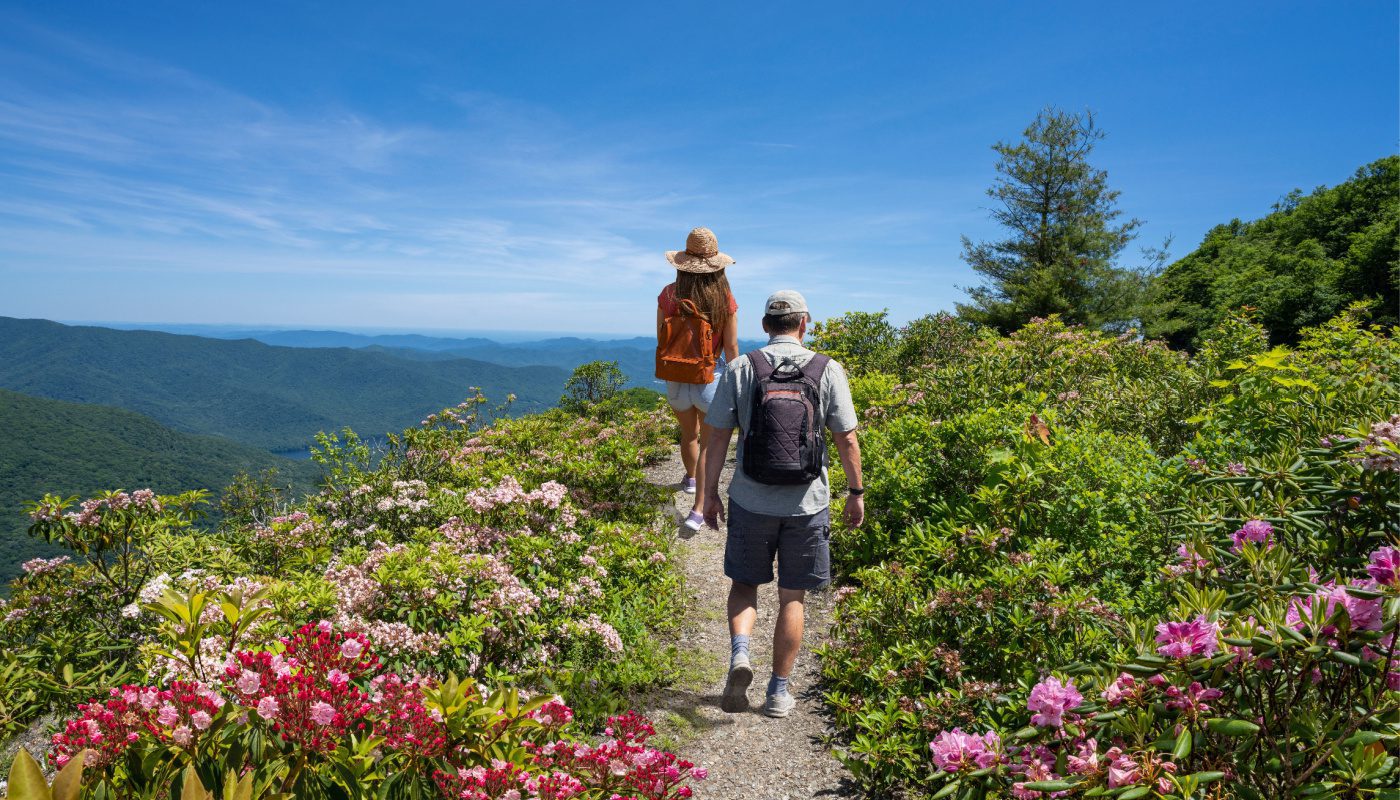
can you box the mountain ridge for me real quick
[0,317,568,452]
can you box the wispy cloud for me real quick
[0,14,982,333]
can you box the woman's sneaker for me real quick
[683,510,705,531]
[682,477,697,494]
[721,655,753,713]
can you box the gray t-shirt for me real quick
[705,334,858,517]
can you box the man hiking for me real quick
[700,289,865,718]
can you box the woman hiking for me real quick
[656,227,740,531]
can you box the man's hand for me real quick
[703,492,726,531]
[843,494,865,528]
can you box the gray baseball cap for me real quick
[764,289,810,318]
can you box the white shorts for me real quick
[666,376,719,413]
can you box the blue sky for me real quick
[0,2,1395,336]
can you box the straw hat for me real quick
[665,227,735,273]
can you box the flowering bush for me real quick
[47,621,705,799]
[816,311,1398,797]
[0,399,684,783]
[924,535,1398,798]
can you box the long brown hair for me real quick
[675,270,732,339]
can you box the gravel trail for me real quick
[641,447,855,799]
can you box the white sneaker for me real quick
[682,477,697,494]
[762,690,796,718]
[721,656,753,713]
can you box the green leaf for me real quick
[1173,728,1193,760]
[6,749,51,800]
[1330,650,1362,667]
[1206,717,1260,736]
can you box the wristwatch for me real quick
[848,486,865,497]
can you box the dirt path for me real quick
[641,447,854,799]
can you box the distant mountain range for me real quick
[0,317,570,452]
[0,388,320,583]
[82,323,768,389]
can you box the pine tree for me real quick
[957,107,1147,332]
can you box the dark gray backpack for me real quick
[742,350,831,485]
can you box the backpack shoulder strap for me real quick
[799,353,831,384]
[676,298,704,319]
[747,349,774,381]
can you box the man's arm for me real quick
[701,425,734,530]
[831,428,864,527]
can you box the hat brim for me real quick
[666,250,734,274]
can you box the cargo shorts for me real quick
[723,499,831,590]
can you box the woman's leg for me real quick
[692,420,718,513]
[675,406,701,479]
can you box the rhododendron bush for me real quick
[814,310,1399,797]
[0,400,691,790]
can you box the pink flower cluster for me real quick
[50,681,224,768]
[52,624,702,799]
[1166,543,1210,576]
[464,476,569,513]
[523,712,707,800]
[929,729,1002,771]
[1230,519,1275,553]
[1026,676,1082,728]
[219,623,379,753]
[1154,615,1220,659]
[1358,414,1400,472]
[35,489,163,527]
[1286,578,1383,635]
[1367,546,1399,586]
[1099,673,1143,707]
[19,556,70,576]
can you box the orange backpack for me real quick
[655,298,716,384]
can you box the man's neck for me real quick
[767,334,802,345]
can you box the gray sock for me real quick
[767,674,789,696]
[731,634,750,665]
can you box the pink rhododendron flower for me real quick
[1366,546,1399,586]
[1164,681,1223,719]
[1155,615,1220,659]
[1101,673,1141,707]
[1027,676,1082,728]
[1230,519,1274,553]
[190,710,212,730]
[929,728,1002,772]
[1172,543,1210,573]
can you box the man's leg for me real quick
[721,580,758,712]
[771,587,806,679]
[721,501,778,713]
[764,508,829,718]
[728,580,758,640]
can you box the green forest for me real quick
[0,317,570,452]
[0,389,319,582]
[1144,157,1398,347]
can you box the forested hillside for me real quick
[1144,155,1398,347]
[0,317,569,451]
[0,389,320,582]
